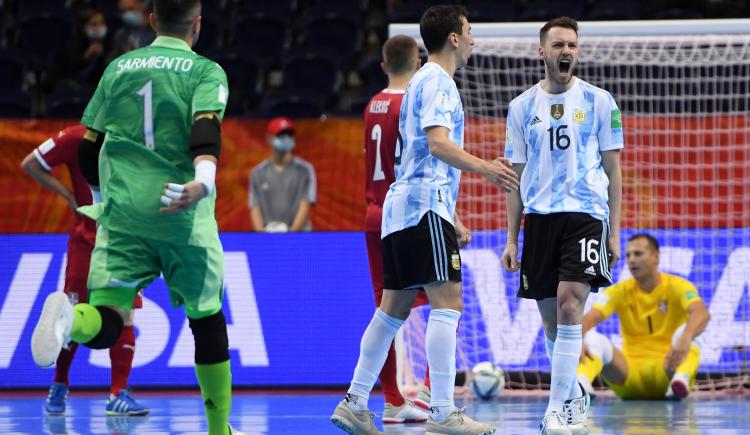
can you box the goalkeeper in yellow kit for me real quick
[577,233,710,399]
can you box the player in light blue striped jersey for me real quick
[502,16,623,435]
[332,5,518,435]
[381,52,466,236]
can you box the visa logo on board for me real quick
[0,252,268,369]
[1,245,749,373]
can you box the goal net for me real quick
[389,20,750,392]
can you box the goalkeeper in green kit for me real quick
[30,1,240,433]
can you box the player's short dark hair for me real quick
[540,16,578,45]
[628,233,660,252]
[382,35,418,75]
[154,0,201,36]
[420,5,468,54]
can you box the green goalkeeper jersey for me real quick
[80,36,228,244]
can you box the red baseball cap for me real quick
[266,117,295,136]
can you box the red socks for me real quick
[380,342,405,406]
[53,342,79,385]
[109,325,135,396]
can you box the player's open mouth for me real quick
[559,59,571,75]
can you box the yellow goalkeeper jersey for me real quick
[593,272,702,359]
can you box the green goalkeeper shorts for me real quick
[87,226,224,319]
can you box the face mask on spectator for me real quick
[121,10,142,27]
[86,25,108,40]
[272,136,295,153]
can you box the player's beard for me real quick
[545,57,575,86]
[457,42,472,69]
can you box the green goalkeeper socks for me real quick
[70,303,102,343]
[195,360,232,435]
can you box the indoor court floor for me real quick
[1,390,749,434]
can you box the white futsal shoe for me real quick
[331,396,382,434]
[426,407,495,434]
[31,292,73,367]
[382,401,428,424]
[540,411,571,435]
[564,382,591,435]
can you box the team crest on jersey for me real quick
[451,253,461,270]
[573,109,586,124]
[659,299,668,314]
[551,104,564,120]
[436,90,453,112]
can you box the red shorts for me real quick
[64,235,142,309]
[365,231,429,308]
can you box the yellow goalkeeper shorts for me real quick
[606,346,699,400]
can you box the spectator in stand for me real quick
[106,0,155,64]
[47,8,111,91]
[249,118,317,232]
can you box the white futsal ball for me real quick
[470,362,505,400]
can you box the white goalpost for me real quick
[389,19,750,392]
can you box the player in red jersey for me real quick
[363,35,432,424]
[21,125,148,416]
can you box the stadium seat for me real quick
[0,91,33,118]
[643,0,707,18]
[263,91,325,118]
[231,14,287,67]
[45,86,95,119]
[17,0,69,21]
[211,49,263,114]
[305,0,365,20]
[0,51,27,92]
[587,0,641,20]
[388,0,460,23]
[93,0,120,21]
[519,0,586,21]
[18,15,72,64]
[303,13,362,67]
[652,8,704,19]
[282,51,339,97]
[192,14,221,55]
[359,57,388,96]
[239,0,296,21]
[466,0,520,22]
[349,92,376,115]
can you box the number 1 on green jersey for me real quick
[136,80,155,150]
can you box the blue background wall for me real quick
[0,230,748,388]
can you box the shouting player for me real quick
[502,16,623,435]
[30,1,240,434]
[363,35,429,424]
[332,5,517,434]
[22,125,148,416]
[577,234,710,400]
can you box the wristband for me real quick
[194,160,216,196]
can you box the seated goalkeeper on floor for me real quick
[577,233,710,399]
